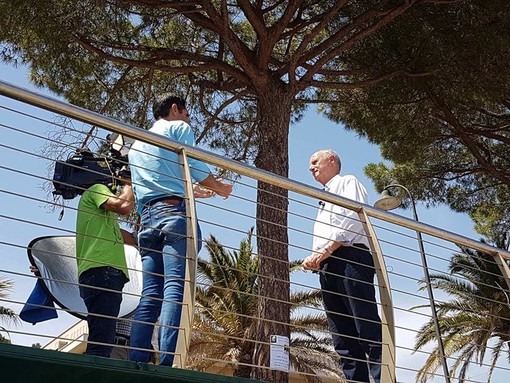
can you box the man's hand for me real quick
[199,174,233,199]
[302,243,344,271]
[302,248,330,271]
[214,180,233,199]
[193,184,215,198]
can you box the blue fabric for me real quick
[319,245,382,383]
[128,119,211,214]
[19,280,58,324]
[129,200,202,366]
[79,266,126,357]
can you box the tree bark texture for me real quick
[251,87,292,383]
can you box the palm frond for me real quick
[413,243,510,383]
[189,231,338,380]
[0,277,19,326]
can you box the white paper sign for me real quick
[269,335,289,372]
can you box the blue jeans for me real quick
[129,200,201,366]
[319,245,382,383]
[79,266,127,357]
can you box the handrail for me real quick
[1,78,508,262]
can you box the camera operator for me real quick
[76,173,135,358]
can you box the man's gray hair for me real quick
[319,149,341,172]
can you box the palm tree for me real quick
[0,276,20,344]
[413,238,510,382]
[187,230,343,382]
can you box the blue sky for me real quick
[1,63,500,382]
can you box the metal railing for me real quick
[2,79,510,383]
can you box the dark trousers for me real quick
[319,245,382,383]
[79,266,126,357]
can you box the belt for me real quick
[115,336,130,346]
[148,196,184,206]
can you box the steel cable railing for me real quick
[2,80,510,383]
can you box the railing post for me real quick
[173,148,199,368]
[493,252,510,291]
[358,209,396,383]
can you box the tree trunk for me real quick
[235,341,256,378]
[251,86,292,382]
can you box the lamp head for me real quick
[374,189,402,211]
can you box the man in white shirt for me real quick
[302,149,382,383]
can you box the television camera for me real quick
[52,148,130,200]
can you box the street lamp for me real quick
[374,184,451,383]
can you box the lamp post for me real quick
[374,184,451,383]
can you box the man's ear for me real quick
[170,103,179,116]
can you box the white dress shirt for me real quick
[313,174,370,251]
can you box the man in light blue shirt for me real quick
[128,94,232,366]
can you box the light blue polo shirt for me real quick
[128,119,211,213]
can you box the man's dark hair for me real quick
[152,94,186,120]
